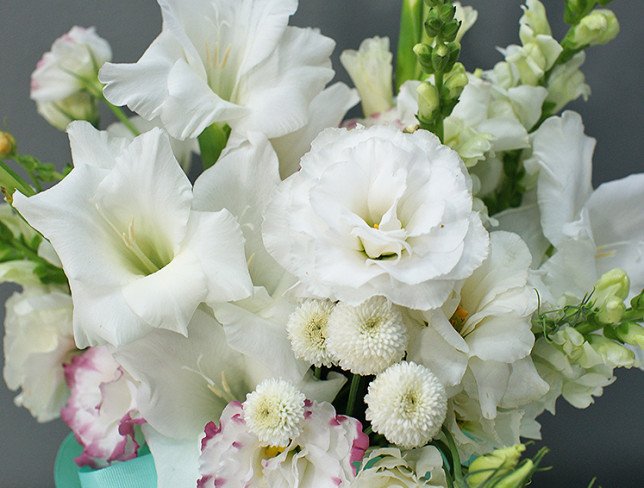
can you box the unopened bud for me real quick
[417,82,440,123]
[495,460,534,488]
[613,322,644,350]
[0,131,16,158]
[521,0,552,37]
[468,444,525,486]
[594,268,629,324]
[570,9,620,48]
[444,62,468,99]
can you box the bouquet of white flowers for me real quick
[1,1,642,487]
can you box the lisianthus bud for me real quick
[612,322,644,350]
[587,335,636,368]
[417,82,440,122]
[570,10,620,48]
[468,444,525,486]
[0,131,16,158]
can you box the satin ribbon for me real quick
[54,433,157,488]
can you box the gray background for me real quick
[0,1,642,486]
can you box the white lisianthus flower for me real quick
[287,299,336,368]
[326,297,407,375]
[198,400,369,488]
[107,116,198,172]
[3,288,77,422]
[263,125,489,310]
[408,232,548,419]
[341,36,394,117]
[352,446,447,488]
[13,122,252,347]
[243,378,306,447]
[366,362,447,449]
[99,0,335,141]
[61,346,142,469]
[31,26,111,130]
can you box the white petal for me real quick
[495,203,550,267]
[142,426,200,488]
[67,121,129,169]
[528,111,595,246]
[466,315,534,363]
[584,174,644,291]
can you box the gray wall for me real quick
[0,1,642,486]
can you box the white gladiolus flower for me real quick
[99,0,335,141]
[13,122,252,347]
[31,26,111,129]
[366,362,447,449]
[107,116,198,172]
[287,299,336,368]
[341,36,394,117]
[326,297,407,375]
[263,125,489,310]
[243,378,306,447]
[3,288,76,422]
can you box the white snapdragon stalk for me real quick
[31,26,111,129]
[408,232,549,420]
[13,122,252,347]
[341,37,394,117]
[352,446,447,487]
[99,0,335,142]
[3,288,76,422]
[61,346,141,468]
[198,399,368,488]
[545,52,591,113]
[263,125,489,310]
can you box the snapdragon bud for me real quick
[0,131,17,158]
[520,0,552,37]
[587,335,636,368]
[417,82,440,122]
[468,444,525,486]
[444,62,468,99]
[594,268,629,324]
[612,322,644,350]
[570,10,620,48]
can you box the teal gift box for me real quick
[54,434,157,488]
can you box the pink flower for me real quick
[199,400,368,488]
[61,346,142,468]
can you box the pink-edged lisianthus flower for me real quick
[198,400,368,488]
[61,346,142,469]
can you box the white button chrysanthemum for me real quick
[326,296,407,375]
[286,299,336,368]
[243,379,306,447]
[365,361,447,449]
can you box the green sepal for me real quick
[198,123,231,170]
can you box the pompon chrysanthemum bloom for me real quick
[286,299,336,368]
[326,296,407,375]
[243,379,306,447]
[366,361,447,449]
[198,400,368,488]
[30,26,111,130]
[61,346,142,469]
[263,125,489,310]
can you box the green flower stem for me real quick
[345,374,362,417]
[396,0,425,91]
[102,97,140,136]
[441,426,466,487]
[434,70,445,142]
[198,123,231,169]
[0,161,35,197]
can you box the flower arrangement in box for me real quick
[1,1,642,487]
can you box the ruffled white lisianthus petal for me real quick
[526,111,595,246]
